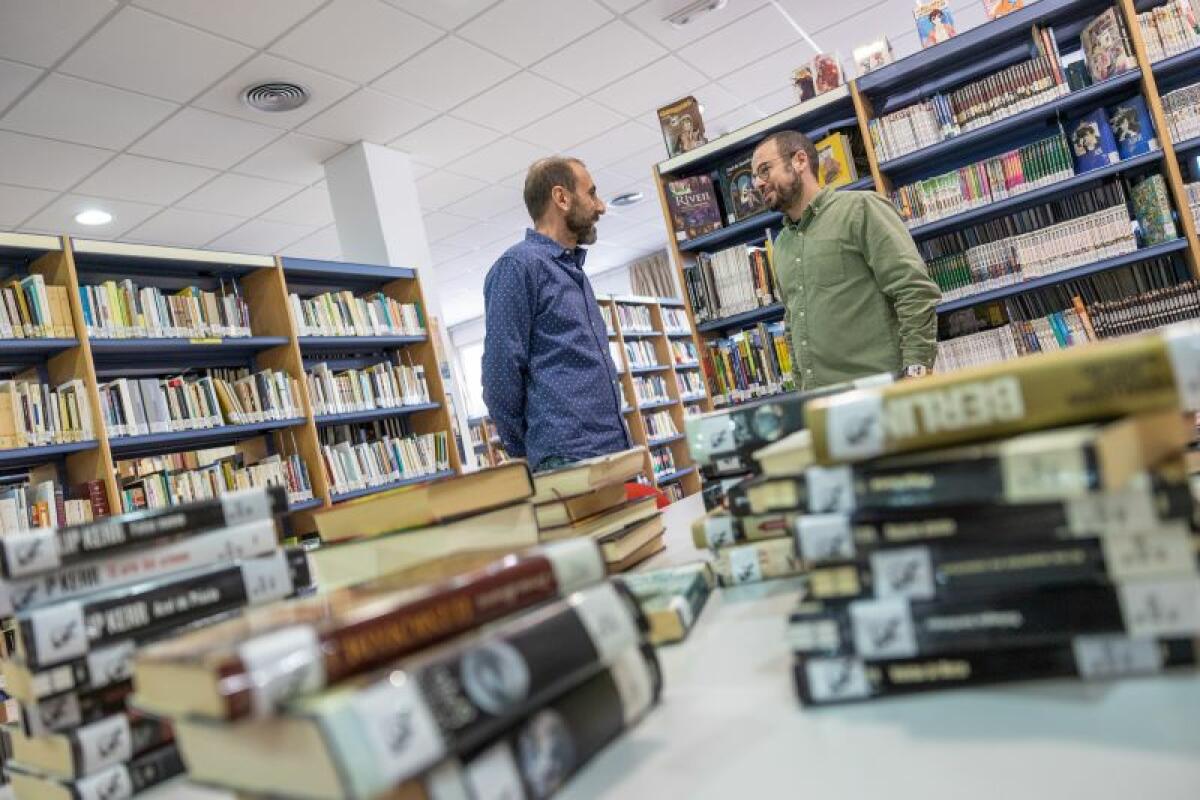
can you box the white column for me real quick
[324,142,477,469]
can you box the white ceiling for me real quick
[0,0,992,325]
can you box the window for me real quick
[458,341,487,419]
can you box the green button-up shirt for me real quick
[773,187,941,390]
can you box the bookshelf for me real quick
[0,235,459,537]
[654,0,1200,410]
[467,415,508,469]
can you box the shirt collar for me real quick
[784,186,834,232]
[525,228,588,269]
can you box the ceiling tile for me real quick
[192,54,357,129]
[678,6,800,80]
[488,204,531,229]
[449,137,548,184]
[627,1,768,48]
[178,173,301,218]
[453,72,576,132]
[458,0,612,66]
[514,99,625,152]
[769,1,880,39]
[693,83,749,122]
[430,240,475,262]
[608,143,669,182]
[0,130,112,191]
[572,120,661,169]
[209,219,316,254]
[416,171,488,211]
[532,20,665,95]
[391,116,502,168]
[707,104,763,139]
[260,185,334,227]
[281,224,342,260]
[591,56,707,118]
[132,0,326,47]
[372,36,518,112]
[59,7,253,102]
[0,0,116,69]
[0,74,177,151]
[382,0,498,30]
[125,207,244,247]
[299,89,438,145]
[716,41,814,103]
[445,221,513,250]
[271,0,442,83]
[0,60,42,110]
[130,108,281,170]
[26,193,160,239]
[422,211,476,242]
[441,183,523,221]
[0,183,56,226]
[75,154,216,205]
[809,0,922,57]
[598,0,644,11]
[752,86,799,117]
[233,134,346,186]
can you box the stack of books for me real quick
[80,279,250,339]
[615,304,653,333]
[0,379,93,449]
[1,274,75,339]
[703,322,795,406]
[684,243,776,323]
[0,477,107,532]
[619,561,715,645]
[305,360,430,415]
[289,291,424,338]
[0,486,311,797]
[319,423,449,497]
[532,448,666,573]
[131,540,661,799]
[773,324,1200,705]
[1134,0,1200,62]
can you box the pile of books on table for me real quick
[0,486,310,798]
[618,561,715,645]
[775,324,1200,705]
[132,540,661,799]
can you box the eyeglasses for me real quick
[752,154,793,181]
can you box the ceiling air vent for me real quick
[242,82,309,113]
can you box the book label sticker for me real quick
[77,714,133,775]
[727,545,763,585]
[572,583,640,663]
[240,551,294,605]
[1119,577,1200,637]
[704,515,736,548]
[86,640,136,689]
[544,539,606,594]
[350,673,445,787]
[610,647,654,724]
[1072,635,1163,680]
[2,527,60,578]
[237,625,326,716]
[850,598,918,659]
[870,547,935,600]
[689,416,736,463]
[1101,528,1195,580]
[30,600,88,665]
[1000,445,1089,502]
[822,391,885,461]
[805,657,872,702]
[1065,487,1159,535]
[220,488,273,527]
[424,761,471,800]
[464,742,524,800]
[805,465,855,512]
[1164,323,1200,409]
[795,514,854,562]
[76,763,134,800]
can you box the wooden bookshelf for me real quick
[654,0,1200,413]
[0,235,459,537]
[467,415,508,469]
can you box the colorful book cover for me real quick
[815,133,855,189]
[1080,8,1137,82]
[1130,174,1178,245]
[984,0,1023,19]
[813,53,843,94]
[657,96,708,158]
[719,153,769,224]
[915,1,957,49]
[665,175,723,242]
[1067,108,1120,172]
[1107,95,1158,159]
[853,38,893,76]
[792,65,815,102]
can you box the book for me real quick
[538,498,658,548]
[311,502,540,589]
[313,462,532,543]
[1067,107,1120,172]
[984,0,1023,19]
[1131,173,1178,245]
[691,509,797,549]
[529,447,646,504]
[787,575,1200,659]
[657,95,707,158]
[16,548,310,670]
[754,430,815,476]
[812,52,843,94]
[1107,95,1158,158]
[289,291,424,338]
[1080,7,1137,82]
[803,322,1200,465]
[20,678,132,737]
[915,0,957,48]
[791,65,816,102]
[664,174,723,244]
[597,514,665,566]
[853,38,893,76]
[605,528,666,573]
[815,132,856,189]
[8,742,186,800]
[718,153,768,224]
[4,712,172,779]
[170,581,645,799]
[132,540,607,721]
[535,481,627,529]
[794,636,1200,706]
[713,537,802,587]
[620,562,714,644]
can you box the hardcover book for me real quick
[713,537,802,586]
[984,0,1023,19]
[792,65,816,102]
[657,95,707,158]
[530,447,646,504]
[1131,173,1178,245]
[7,743,185,799]
[719,152,769,224]
[1107,95,1158,158]
[1080,7,1138,82]
[915,0,957,49]
[665,175,724,242]
[813,53,843,94]
[1068,108,1121,172]
[815,132,856,189]
[853,38,893,76]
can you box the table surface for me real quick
[129,494,1200,799]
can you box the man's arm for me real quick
[481,256,534,458]
[858,193,942,370]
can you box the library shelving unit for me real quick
[653,0,1200,411]
[467,414,508,468]
[0,235,459,536]
[600,294,702,503]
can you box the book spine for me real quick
[66,714,173,778]
[794,636,1200,706]
[65,742,187,797]
[713,537,801,586]
[21,679,132,737]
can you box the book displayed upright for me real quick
[665,175,724,242]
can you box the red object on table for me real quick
[625,481,668,509]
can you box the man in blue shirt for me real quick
[482,157,631,472]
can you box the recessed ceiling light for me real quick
[74,209,112,226]
[611,192,644,207]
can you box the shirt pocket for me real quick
[804,236,848,288]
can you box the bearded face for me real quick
[565,191,600,244]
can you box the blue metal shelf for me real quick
[298,334,426,350]
[679,212,779,254]
[696,304,784,334]
[621,330,662,339]
[1173,134,1200,154]
[330,468,456,504]
[664,330,693,338]
[680,393,707,403]
[908,151,1165,239]
[637,399,677,411]
[936,240,1190,313]
[629,364,668,375]
[845,177,876,191]
[288,497,324,513]
[0,440,96,469]
[108,418,304,456]
[655,466,696,484]
[280,257,416,282]
[657,298,685,307]
[647,433,686,448]
[673,361,701,369]
[1150,46,1200,82]
[0,338,77,358]
[314,402,440,426]
[89,336,289,356]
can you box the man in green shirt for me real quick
[751,130,941,389]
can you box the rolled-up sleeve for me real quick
[482,256,533,457]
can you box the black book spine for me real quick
[22,679,133,737]
[0,485,288,579]
[788,577,1200,659]
[793,637,1200,706]
[64,714,173,778]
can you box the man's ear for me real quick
[552,184,570,212]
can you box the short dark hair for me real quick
[755,131,818,179]
[524,157,585,222]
